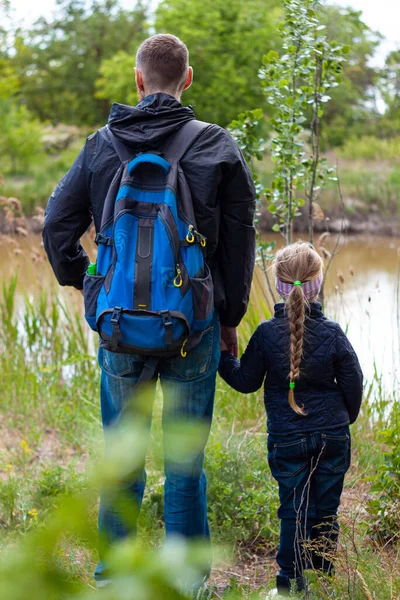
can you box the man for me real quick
[43,34,255,589]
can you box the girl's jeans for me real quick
[94,312,220,587]
[267,426,351,592]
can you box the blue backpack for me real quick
[83,120,214,376]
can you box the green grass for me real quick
[338,136,400,163]
[0,275,399,599]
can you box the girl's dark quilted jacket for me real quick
[219,303,363,434]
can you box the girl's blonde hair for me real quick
[272,242,323,416]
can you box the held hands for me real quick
[220,325,238,357]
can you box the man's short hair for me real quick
[136,34,189,92]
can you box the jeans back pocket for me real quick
[321,433,351,473]
[269,438,308,478]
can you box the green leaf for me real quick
[252,108,264,120]
[272,223,281,233]
[264,50,279,63]
[264,187,272,198]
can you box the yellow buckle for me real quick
[181,339,188,358]
[200,236,206,248]
[186,226,195,244]
[173,265,183,288]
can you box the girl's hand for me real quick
[220,338,228,352]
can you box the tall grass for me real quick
[0,275,99,443]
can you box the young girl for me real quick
[219,242,363,597]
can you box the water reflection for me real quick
[0,233,399,393]
[324,236,400,392]
[0,234,95,314]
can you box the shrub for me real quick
[0,103,44,173]
[1,137,86,214]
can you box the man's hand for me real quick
[220,338,228,352]
[220,325,238,358]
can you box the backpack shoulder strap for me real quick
[105,125,134,163]
[163,119,211,163]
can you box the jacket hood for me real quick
[108,93,195,151]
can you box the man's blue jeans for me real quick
[94,312,220,585]
[268,426,351,592]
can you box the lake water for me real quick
[0,233,399,394]
[324,236,400,395]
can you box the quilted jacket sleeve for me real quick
[334,325,364,424]
[218,326,267,393]
[43,142,92,289]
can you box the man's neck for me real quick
[140,90,181,102]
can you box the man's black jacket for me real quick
[219,303,364,433]
[43,93,256,327]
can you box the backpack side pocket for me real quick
[190,263,214,327]
[83,273,105,331]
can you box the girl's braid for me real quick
[287,285,306,416]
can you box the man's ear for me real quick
[134,67,145,92]
[183,66,193,91]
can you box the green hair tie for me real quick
[293,281,302,286]
[289,382,296,389]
